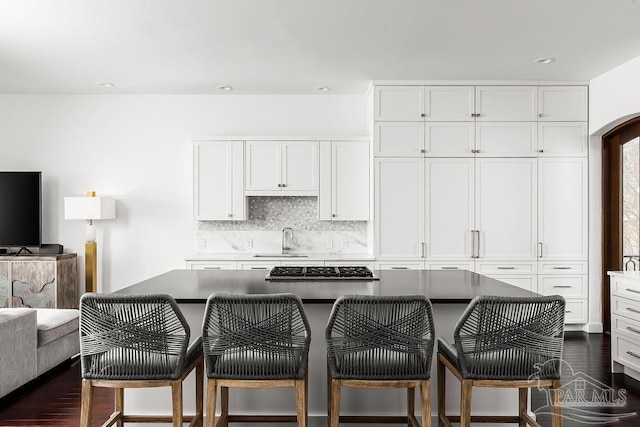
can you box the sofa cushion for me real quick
[35,309,79,346]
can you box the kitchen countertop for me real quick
[115,268,538,304]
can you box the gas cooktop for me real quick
[265,266,378,281]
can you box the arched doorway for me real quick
[602,116,640,332]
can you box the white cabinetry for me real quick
[538,86,588,121]
[475,86,538,121]
[610,272,640,381]
[319,140,369,221]
[245,140,318,195]
[538,123,588,157]
[374,158,424,259]
[374,85,475,122]
[193,140,246,221]
[187,261,237,270]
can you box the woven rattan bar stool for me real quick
[437,295,566,427]
[325,295,435,427]
[202,293,311,427]
[78,293,204,427]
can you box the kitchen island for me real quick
[114,268,538,424]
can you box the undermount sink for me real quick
[253,254,309,258]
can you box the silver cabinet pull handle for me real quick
[538,242,543,258]
[538,113,544,118]
[391,266,408,270]
[420,149,426,153]
[250,267,268,270]
[421,242,426,258]
[471,230,480,258]
[627,351,640,359]
[204,267,221,270]
[553,266,572,270]
[228,213,233,218]
[421,113,426,118]
[565,310,572,313]
[626,326,640,334]
[626,307,640,314]
[626,288,640,294]
[441,266,459,270]
[553,285,572,288]
[497,266,515,270]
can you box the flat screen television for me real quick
[0,172,42,251]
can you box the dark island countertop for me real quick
[115,269,538,303]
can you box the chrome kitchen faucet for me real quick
[282,227,293,254]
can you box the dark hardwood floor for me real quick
[0,332,639,426]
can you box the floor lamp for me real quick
[64,192,116,293]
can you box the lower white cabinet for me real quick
[237,261,279,271]
[374,261,424,270]
[610,272,640,381]
[186,261,237,270]
[485,275,537,292]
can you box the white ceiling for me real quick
[1,0,640,94]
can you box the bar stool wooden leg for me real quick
[220,386,229,427]
[295,378,307,427]
[196,360,204,426]
[206,380,217,427]
[408,386,416,426]
[459,380,472,427]
[330,379,341,427]
[172,381,183,427]
[115,387,124,427]
[518,388,527,427]
[327,362,332,423]
[80,379,94,427]
[550,379,563,427]
[421,381,431,427]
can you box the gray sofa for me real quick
[0,308,80,399]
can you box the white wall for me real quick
[0,94,368,292]
[587,55,640,331]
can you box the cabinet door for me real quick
[475,86,538,121]
[538,86,588,121]
[424,86,475,121]
[375,158,424,258]
[475,158,537,260]
[538,122,588,157]
[425,158,474,260]
[11,261,56,308]
[424,122,474,157]
[374,122,424,157]
[538,158,588,260]
[374,86,424,121]
[282,141,318,192]
[332,141,369,220]
[475,122,537,157]
[485,274,537,292]
[194,141,245,220]
[245,141,281,191]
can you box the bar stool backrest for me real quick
[79,293,190,380]
[453,295,565,380]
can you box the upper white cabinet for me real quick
[319,140,370,221]
[475,122,537,157]
[538,86,588,121]
[424,86,475,121]
[374,85,474,122]
[538,158,588,260]
[425,122,475,157]
[538,122,588,157]
[374,86,424,121]
[374,158,425,258]
[475,86,538,121]
[245,140,318,195]
[374,122,425,157]
[193,140,246,221]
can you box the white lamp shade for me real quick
[64,196,116,220]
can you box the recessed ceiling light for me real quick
[217,86,233,91]
[534,57,556,65]
[97,82,114,87]
[316,87,331,92]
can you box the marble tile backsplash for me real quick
[197,197,368,254]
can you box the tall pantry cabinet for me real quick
[371,83,589,325]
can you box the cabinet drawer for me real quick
[612,334,640,373]
[564,299,588,324]
[325,261,375,270]
[612,296,640,323]
[187,261,237,270]
[374,261,424,270]
[237,261,279,271]
[612,313,640,342]
[538,261,587,274]
[475,262,536,275]
[425,262,474,271]
[539,275,587,297]
[611,277,640,301]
